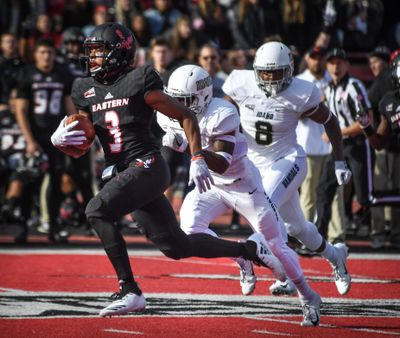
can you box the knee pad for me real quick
[149,232,191,260]
[86,196,109,220]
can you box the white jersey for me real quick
[157,97,249,184]
[222,70,321,167]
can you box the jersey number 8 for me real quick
[255,121,273,145]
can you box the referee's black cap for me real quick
[326,48,348,62]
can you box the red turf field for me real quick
[0,248,399,337]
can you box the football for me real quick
[66,114,96,150]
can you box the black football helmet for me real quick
[16,152,48,180]
[391,53,400,89]
[82,22,136,81]
[61,26,85,59]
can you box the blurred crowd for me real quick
[0,0,399,250]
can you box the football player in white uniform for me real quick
[223,41,352,297]
[159,64,322,327]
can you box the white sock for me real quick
[320,242,338,265]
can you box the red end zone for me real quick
[0,251,399,337]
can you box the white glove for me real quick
[188,154,214,193]
[334,161,352,185]
[162,129,188,152]
[51,116,87,147]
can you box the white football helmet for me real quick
[253,41,294,97]
[166,64,213,115]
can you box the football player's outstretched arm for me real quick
[145,89,203,155]
[306,103,352,185]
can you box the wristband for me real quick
[192,150,205,161]
[363,125,374,137]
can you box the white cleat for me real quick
[99,281,147,317]
[331,242,351,295]
[235,257,257,296]
[247,233,286,281]
[269,278,297,296]
[100,292,146,317]
[300,292,321,327]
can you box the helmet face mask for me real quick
[82,23,136,81]
[166,65,213,116]
[392,54,400,89]
[253,41,294,97]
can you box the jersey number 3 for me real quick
[105,111,122,153]
[255,121,273,145]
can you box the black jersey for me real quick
[0,108,26,157]
[16,64,74,138]
[72,65,163,168]
[0,55,25,97]
[379,90,400,151]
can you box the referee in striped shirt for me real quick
[316,48,375,241]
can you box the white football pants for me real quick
[259,151,324,251]
[180,158,304,282]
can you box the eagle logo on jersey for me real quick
[134,155,155,169]
[84,87,96,98]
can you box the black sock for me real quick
[89,217,134,282]
[187,233,257,260]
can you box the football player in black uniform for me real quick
[51,23,278,317]
[14,39,76,243]
[358,54,400,248]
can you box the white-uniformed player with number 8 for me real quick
[159,64,322,327]
[223,41,352,299]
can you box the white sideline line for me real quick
[103,329,144,335]
[252,329,297,336]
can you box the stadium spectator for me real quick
[227,0,269,52]
[198,43,225,98]
[83,5,112,37]
[143,0,182,37]
[115,0,142,27]
[129,14,152,48]
[192,0,233,49]
[20,14,62,63]
[163,15,202,64]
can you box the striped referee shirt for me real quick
[324,74,371,135]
